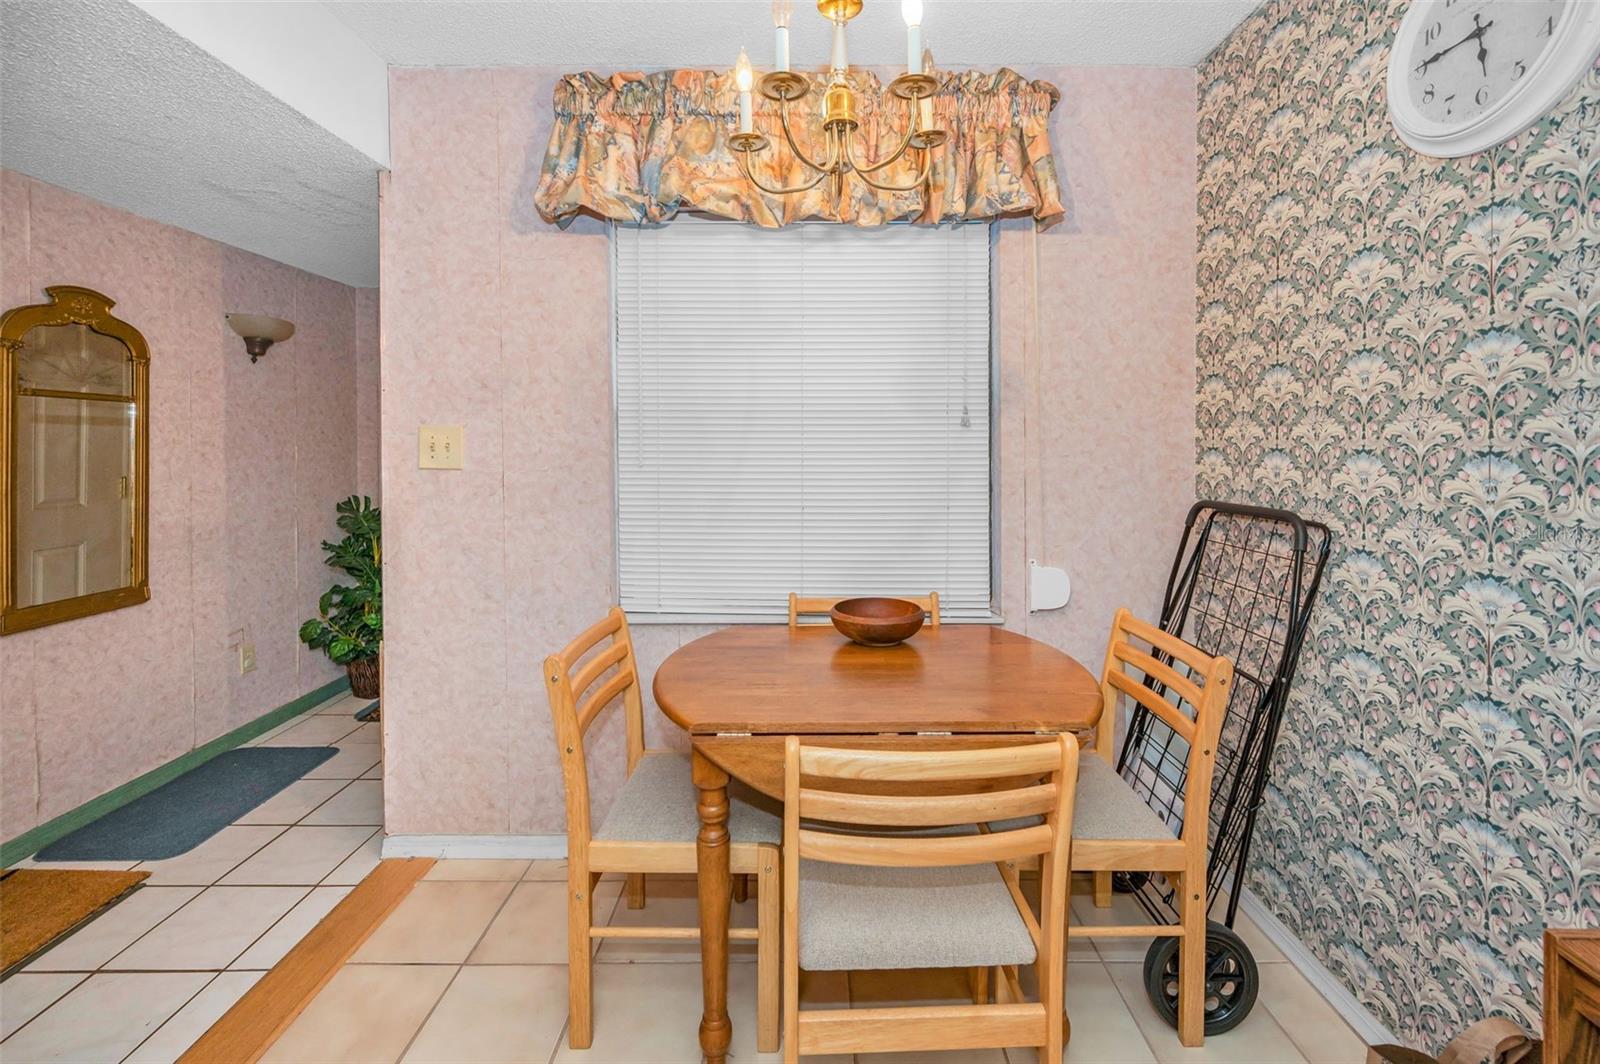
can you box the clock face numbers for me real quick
[1408,0,1570,125]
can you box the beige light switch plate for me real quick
[418,424,464,469]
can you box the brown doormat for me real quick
[0,867,151,972]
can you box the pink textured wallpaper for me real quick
[380,66,1196,836]
[354,287,381,501]
[0,171,379,842]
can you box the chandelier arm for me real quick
[850,148,933,194]
[734,147,832,196]
[777,98,833,174]
[847,118,915,174]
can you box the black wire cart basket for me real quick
[1117,501,1331,1034]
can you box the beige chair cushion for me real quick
[1074,756,1175,841]
[979,757,1174,842]
[595,753,781,844]
[798,860,1037,971]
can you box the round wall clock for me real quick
[1388,0,1600,157]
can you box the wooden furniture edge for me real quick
[1546,927,1600,1064]
[177,857,435,1064]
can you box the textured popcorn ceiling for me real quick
[0,0,379,286]
[0,0,1255,289]
[329,0,1262,69]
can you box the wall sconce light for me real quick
[226,313,295,363]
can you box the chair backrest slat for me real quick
[576,666,636,733]
[797,823,1055,867]
[799,741,1062,782]
[785,737,1076,869]
[569,640,629,704]
[559,609,626,667]
[798,783,1059,827]
[1106,669,1197,743]
[788,592,941,628]
[544,607,648,850]
[1118,610,1215,676]
[1109,641,1204,710]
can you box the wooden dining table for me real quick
[653,623,1104,1064]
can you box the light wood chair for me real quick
[787,592,940,627]
[1069,607,1233,1046]
[545,607,782,1051]
[780,736,1080,1062]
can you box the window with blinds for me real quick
[612,218,993,620]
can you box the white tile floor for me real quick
[1,691,379,1064]
[262,865,1372,1064]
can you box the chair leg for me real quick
[626,872,646,909]
[968,965,990,1004]
[756,849,780,1054]
[1093,870,1112,908]
[1177,871,1206,1046]
[1049,933,1069,1063]
[783,855,799,1064]
[567,869,595,1049]
[733,872,749,904]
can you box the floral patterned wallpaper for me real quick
[1196,0,1597,1048]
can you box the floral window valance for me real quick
[533,68,1063,228]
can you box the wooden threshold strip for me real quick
[179,857,435,1064]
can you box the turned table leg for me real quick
[693,747,732,1064]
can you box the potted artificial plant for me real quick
[299,495,382,699]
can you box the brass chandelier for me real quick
[730,0,946,201]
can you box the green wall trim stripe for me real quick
[0,676,351,868]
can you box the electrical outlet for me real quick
[418,424,464,469]
[239,642,257,674]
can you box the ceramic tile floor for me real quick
[0,691,380,1064]
[262,866,1371,1064]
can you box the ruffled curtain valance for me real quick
[533,68,1063,228]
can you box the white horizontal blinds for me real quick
[614,217,992,619]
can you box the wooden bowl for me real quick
[829,597,926,647]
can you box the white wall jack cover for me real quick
[1028,560,1071,612]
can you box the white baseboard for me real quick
[382,834,568,860]
[1239,889,1396,1047]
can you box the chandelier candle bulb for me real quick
[919,48,936,130]
[902,0,923,74]
[735,48,754,134]
[773,0,791,72]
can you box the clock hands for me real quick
[1415,12,1495,77]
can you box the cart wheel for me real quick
[1112,871,1149,893]
[1143,922,1258,1036]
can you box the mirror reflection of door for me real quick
[14,324,135,606]
[1,286,149,634]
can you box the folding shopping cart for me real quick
[1117,501,1331,1034]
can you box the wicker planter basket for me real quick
[346,657,380,699]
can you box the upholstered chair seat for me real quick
[796,861,1037,972]
[1072,757,1176,841]
[595,752,781,844]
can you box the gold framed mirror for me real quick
[1,286,150,634]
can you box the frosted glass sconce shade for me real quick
[226,313,295,363]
